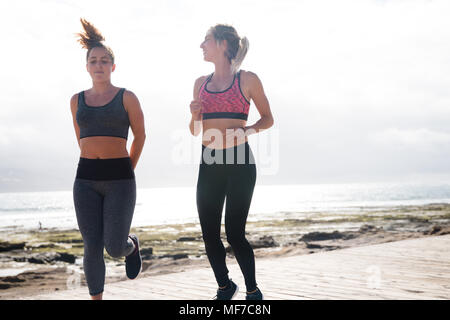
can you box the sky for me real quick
[1,0,450,193]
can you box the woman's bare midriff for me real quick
[79,136,129,159]
[201,118,248,150]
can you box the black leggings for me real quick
[196,142,257,292]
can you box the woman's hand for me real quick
[225,126,248,146]
[190,99,202,118]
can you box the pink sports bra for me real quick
[199,70,250,120]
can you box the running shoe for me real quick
[125,234,142,279]
[213,279,239,300]
[246,287,264,300]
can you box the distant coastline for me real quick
[1,182,450,232]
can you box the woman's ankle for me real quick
[218,279,231,291]
[90,292,103,300]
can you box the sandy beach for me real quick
[1,203,449,299]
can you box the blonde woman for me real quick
[189,24,274,300]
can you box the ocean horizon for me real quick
[1,181,450,232]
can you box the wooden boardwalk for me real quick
[25,235,450,300]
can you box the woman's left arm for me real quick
[243,71,274,136]
[124,90,146,170]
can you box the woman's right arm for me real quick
[70,94,81,149]
[189,76,205,136]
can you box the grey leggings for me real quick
[73,157,136,296]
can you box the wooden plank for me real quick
[259,269,436,299]
[22,235,450,300]
[260,259,449,297]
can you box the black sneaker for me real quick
[246,287,264,300]
[213,279,239,300]
[125,234,141,279]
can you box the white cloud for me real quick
[369,128,450,149]
[0,125,40,147]
[1,0,450,191]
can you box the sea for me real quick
[1,182,450,232]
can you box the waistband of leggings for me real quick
[200,142,255,165]
[76,157,135,180]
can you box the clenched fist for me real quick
[190,100,202,118]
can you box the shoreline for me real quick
[1,203,450,299]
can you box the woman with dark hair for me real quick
[189,24,274,300]
[70,18,146,300]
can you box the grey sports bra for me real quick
[76,88,130,140]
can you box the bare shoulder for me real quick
[70,93,79,113]
[239,70,263,100]
[123,88,139,99]
[193,75,209,98]
[240,70,260,84]
[194,75,208,88]
[197,74,209,82]
[122,89,141,113]
[70,93,79,103]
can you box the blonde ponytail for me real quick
[210,24,249,73]
[231,36,249,73]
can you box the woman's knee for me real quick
[104,241,127,258]
[226,231,247,247]
[202,230,222,245]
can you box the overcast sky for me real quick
[1,0,450,193]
